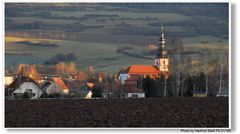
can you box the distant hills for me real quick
[5,3,229,72]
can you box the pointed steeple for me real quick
[154,25,170,76]
[160,26,165,50]
[156,25,167,58]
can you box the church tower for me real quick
[154,26,169,75]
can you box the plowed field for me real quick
[5,97,229,128]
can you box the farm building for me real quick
[5,76,43,99]
[41,77,69,95]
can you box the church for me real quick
[118,26,170,98]
[119,26,170,80]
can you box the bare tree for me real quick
[206,48,228,96]
[16,64,41,82]
[54,62,78,76]
[200,44,214,96]
[217,49,228,96]
[169,39,190,97]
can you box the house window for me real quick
[25,89,32,94]
[25,89,33,97]
[132,94,138,98]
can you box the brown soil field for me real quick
[5,97,229,128]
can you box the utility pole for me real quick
[163,62,167,97]
[141,75,143,92]
[205,70,208,96]
[164,75,167,97]
[121,83,123,98]
[202,44,209,97]
[219,53,223,96]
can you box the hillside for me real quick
[5,3,229,73]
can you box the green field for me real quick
[5,36,153,72]
[5,35,228,73]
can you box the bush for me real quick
[48,93,61,98]
[142,76,159,97]
[91,85,103,98]
[40,92,48,98]
[44,53,77,65]
[63,93,75,98]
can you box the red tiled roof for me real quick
[52,77,68,90]
[125,65,161,75]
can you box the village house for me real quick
[66,79,93,98]
[5,76,43,99]
[118,26,170,98]
[41,77,69,95]
[121,75,145,98]
[41,75,95,98]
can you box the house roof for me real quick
[86,83,94,88]
[5,76,39,95]
[124,65,161,75]
[52,77,68,90]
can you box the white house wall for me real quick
[127,93,145,98]
[45,83,61,94]
[13,82,43,99]
[118,74,129,84]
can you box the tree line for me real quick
[142,39,228,97]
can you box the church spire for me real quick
[161,26,165,50]
[156,25,167,58]
[154,25,170,76]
